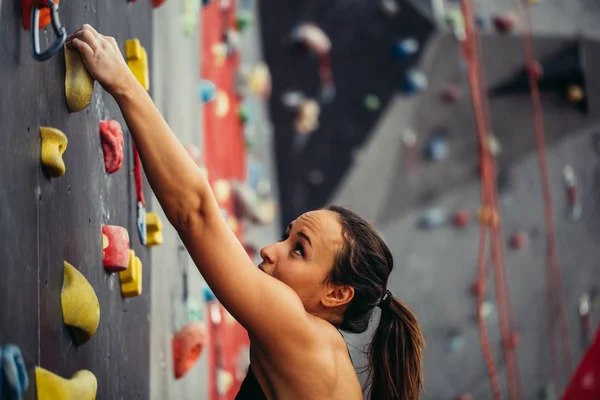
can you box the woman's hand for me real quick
[66,24,135,96]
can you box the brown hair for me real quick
[325,205,425,400]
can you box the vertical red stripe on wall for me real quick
[202,1,250,399]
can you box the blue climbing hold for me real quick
[425,134,448,161]
[394,38,419,59]
[446,334,465,353]
[202,0,214,5]
[203,285,217,302]
[198,80,217,104]
[0,345,29,400]
[417,208,448,229]
[402,70,428,95]
[475,14,486,29]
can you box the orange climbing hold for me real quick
[477,207,499,227]
[99,120,124,174]
[21,0,60,30]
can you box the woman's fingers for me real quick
[67,24,101,50]
[66,38,94,59]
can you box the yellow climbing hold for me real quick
[35,367,97,400]
[40,127,68,177]
[61,261,100,345]
[567,85,585,103]
[146,211,164,247]
[64,45,94,113]
[120,250,142,298]
[125,39,150,91]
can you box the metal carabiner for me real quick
[30,0,66,61]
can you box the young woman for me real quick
[67,24,425,399]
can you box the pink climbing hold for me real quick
[100,120,124,174]
[493,11,517,34]
[509,232,528,250]
[102,225,130,273]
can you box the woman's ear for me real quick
[322,284,354,308]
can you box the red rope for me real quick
[133,142,146,207]
[517,0,573,387]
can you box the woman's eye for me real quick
[280,232,289,242]
[293,243,305,257]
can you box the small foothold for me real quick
[198,80,217,104]
[238,104,250,125]
[477,207,499,227]
[146,211,164,247]
[425,134,448,161]
[214,90,230,118]
[417,208,448,229]
[248,63,272,99]
[1,345,29,400]
[152,0,167,8]
[509,232,528,250]
[214,180,232,204]
[402,129,417,148]
[236,11,252,31]
[380,0,400,17]
[364,94,381,111]
[291,23,331,56]
[202,0,213,5]
[442,85,462,102]
[394,38,419,59]
[294,99,320,134]
[567,85,585,103]
[470,280,485,297]
[62,261,100,345]
[35,367,97,400]
[493,11,517,34]
[203,285,217,302]
[281,91,305,108]
[217,369,234,396]
[475,14,486,29]
[527,60,544,80]
[40,127,68,178]
[452,209,470,228]
[99,120,124,174]
[403,70,428,94]
[486,134,502,156]
[120,250,143,298]
[172,321,207,379]
[125,39,150,91]
[479,301,494,319]
[446,333,465,353]
[102,225,130,273]
[64,45,94,113]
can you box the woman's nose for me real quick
[260,243,278,264]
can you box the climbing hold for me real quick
[214,180,232,204]
[256,178,272,198]
[202,285,217,302]
[425,133,448,161]
[567,85,585,103]
[202,0,213,4]
[62,261,100,345]
[152,0,167,9]
[225,30,242,55]
[402,129,417,148]
[198,80,217,104]
[294,99,320,134]
[125,39,150,91]
[441,84,462,103]
[146,211,164,247]
[291,23,330,56]
[248,63,272,100]
[217,369,233,396]
[479,301,494,319]
[492,11,517,34]
[470,280,485,297]
[172,321,207,379]
[35,367,97,400]
[394,38,419,59]
[214,90,230,118]
[527,60,544,80]
[445,333,465,353]
[99,120,124,174]
[211,42,228,66]
[236,11,252,31]
[477,207,499,227]
[281,91,305,108]
[102,225,130,273]
[120,250,142,298]
[0,345,29,400]
[40,127,68,178]
[485,134,502,156]
[380,0,400,17]
[403,70,428,95]
[21,0,57,30]
[364,95,381,111]
[475,14,486,29]
[509,232,528,250]
[417,208,448,229]
[452,209,470,228]
[64,45,94,113]
[238,104,250,125]
[232,182,277,225]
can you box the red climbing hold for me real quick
[492,11,517,34]
[173,321,207,379]
[470,280,485,297]
[100,120,124,174]
[509,232,528,250]
[452,209,470,228]
[102,225,130,273]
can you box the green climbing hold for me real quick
[364,94,381,111]
[238,105,249,124]
[236,12,252,31]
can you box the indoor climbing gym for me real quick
[0,0,599,399]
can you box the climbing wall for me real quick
[0,0,153,398]
[257,0,435,229]
[332,31,600,399]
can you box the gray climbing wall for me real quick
[333,32,600,399]
[0,0,153,398]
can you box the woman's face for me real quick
[259,210,345,312]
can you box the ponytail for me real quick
[366,297,425,400]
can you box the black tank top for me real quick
[235,366,267,400]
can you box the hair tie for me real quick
[378,290,393,309]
